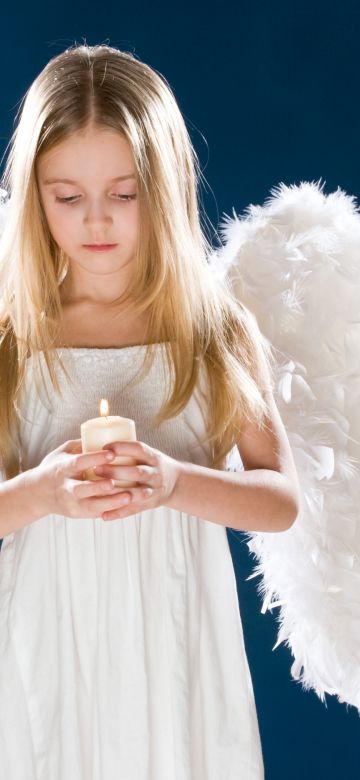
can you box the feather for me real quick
[210,179,360,712]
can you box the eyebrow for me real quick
[43,174,136,185]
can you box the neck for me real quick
[59,265,132,307]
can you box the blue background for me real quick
[1,1,359,777]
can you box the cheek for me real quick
[127,207,140,242]
[44,206,76,244]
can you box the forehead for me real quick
[37,128,136,179]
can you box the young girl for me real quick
[0,43,300,779]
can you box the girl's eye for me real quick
[116,194,137,202]
[55,194,137,204]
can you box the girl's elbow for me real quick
[273,480,301,531]
[282,497,301,531]
[279,474,301,531]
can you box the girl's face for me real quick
[36,126,139,287]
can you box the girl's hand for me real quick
[93,440,182,521]
[32,438,136,520]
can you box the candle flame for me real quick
[100,398,109,417]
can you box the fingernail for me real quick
[105,451,115,461]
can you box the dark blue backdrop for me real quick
[1,2,359,777]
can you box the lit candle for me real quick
[81,399,138,488]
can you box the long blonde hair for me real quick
[0,43,276,480]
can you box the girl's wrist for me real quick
[0,467,52,538]
[24,467,53,520]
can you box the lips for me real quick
[83,244,118,252]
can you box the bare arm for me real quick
[0,468,48,538]
[165,462,298,532]
[0,440,135,539]
[96,390,301,532]
[165,388,300,531]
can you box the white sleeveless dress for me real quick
[0,345,264,780]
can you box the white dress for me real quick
[0,345,264,780]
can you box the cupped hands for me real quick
[94,439,182,520]
[33,438,182,522]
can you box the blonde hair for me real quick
[0,43,276,480]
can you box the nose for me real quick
[83,200,113,226]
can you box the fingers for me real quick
[57,438,83,454]
[66,478,132,514]
[63,440,158,480]
[68,477,121,501]
[55,440,118,474]
[94,463,157,484]
[101,484,155,521]
[103,440,158,466]
[69,448,117,476]
[86,489,133,515]
[66,477,157,521]
[57,440,162,520]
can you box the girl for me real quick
[0,43,300,779]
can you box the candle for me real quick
[81,399,138,488]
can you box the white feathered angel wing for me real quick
[210,180,360,712]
